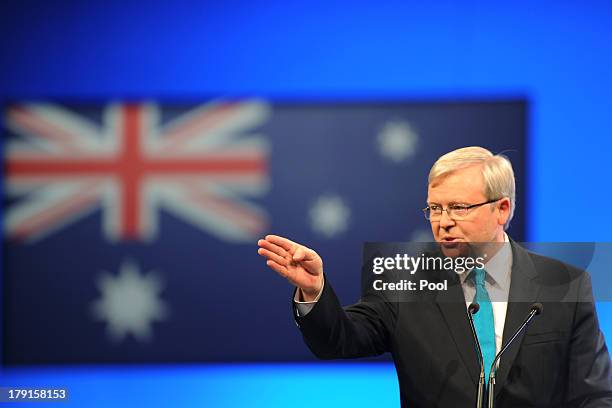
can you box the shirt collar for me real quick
[459,233,513,288]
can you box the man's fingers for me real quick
[257,247,288,266]
[262,236,319,265]
[265,259,290,279]
[265,235,297,252]
[257,239,290,259]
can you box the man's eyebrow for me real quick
[428,201,469,206]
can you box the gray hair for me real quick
[428,146,516,230]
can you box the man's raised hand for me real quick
[257,235,323,301]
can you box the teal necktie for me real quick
[471,268,496,383]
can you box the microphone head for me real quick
[531,302,544,315]
[468,302,480,314]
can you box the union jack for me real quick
[3,101,271,242]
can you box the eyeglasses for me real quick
[422,198,502,221]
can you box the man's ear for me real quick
[497,197,511,225]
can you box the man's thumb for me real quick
[293,246,313,262]
[293,247,306,262]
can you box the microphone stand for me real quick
[467,303,486,408]
[487,303,543,408]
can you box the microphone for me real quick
[487,303,543,408]
[467,302,486,408]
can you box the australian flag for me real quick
[2,100,526,364]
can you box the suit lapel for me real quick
[494,240,541,397]
[436,269,481,388]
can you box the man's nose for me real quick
[439,209,455,228]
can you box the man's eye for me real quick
[450,205,469,213]
[430,205,441,211]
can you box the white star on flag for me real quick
[377,120,419,163]
[92,259,169,343]
[309,194,351,238]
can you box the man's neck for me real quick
[482,231,508,265]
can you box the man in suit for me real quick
[257,146,612,407]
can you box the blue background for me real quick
[1,0,611,406]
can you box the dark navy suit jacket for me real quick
[293,241,612,407]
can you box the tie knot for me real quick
[471,267,487,286]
